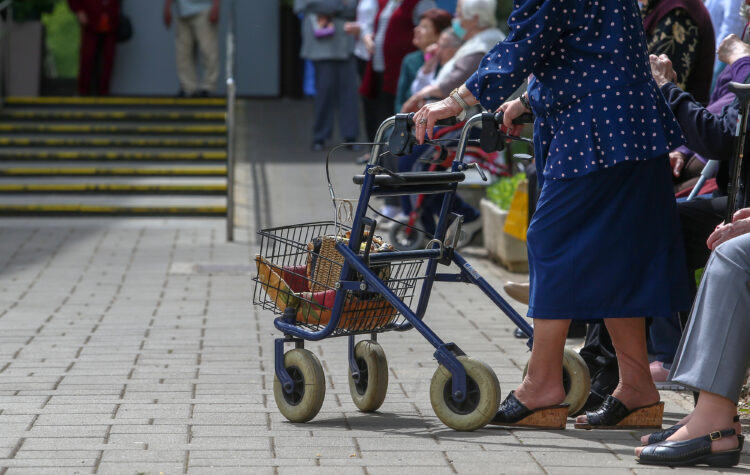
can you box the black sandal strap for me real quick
[703,428,735,442]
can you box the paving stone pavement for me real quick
[0,99,747,474]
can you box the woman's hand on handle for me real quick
[413,98,462,144]
[496,98,528,138]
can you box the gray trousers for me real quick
[312,58,359,144]
[669,232,750,403]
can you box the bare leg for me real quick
[576,317,659,424]
[635,391,741,457]
[513,318,570,409]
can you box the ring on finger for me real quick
[419,118,428,125]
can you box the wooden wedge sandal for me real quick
[574,395,663,430]
[488,391,569,430]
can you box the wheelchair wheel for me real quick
[273,348,326,423]
[348,340,389,412]
[430,356,500,431]
[521,347,591,416]
[388,222,426,251]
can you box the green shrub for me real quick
[486,172,525,211]
[42,1,79,78]
[13,0,56,21]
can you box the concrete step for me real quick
[0,162,227,176]
[0,176,226,194]
[0,123,227,135]
[0,149,227,161]
[0,109,226,122]
[0,136,227,148]
[5,96,226,107]
[0,195,227,216]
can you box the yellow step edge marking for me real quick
[0,138,227,147]
[6,97,227,106]
[0,204,227,213]
[0,167,227,175]
[0,124,228,134]
[2,111,226,121]
[0,184,227,192]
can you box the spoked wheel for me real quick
[430,356,500,431]
[273,348,326,423]
[522,347,591,415]
[348,340,389,412]
[388,222,426,251]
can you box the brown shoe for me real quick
[504,282,530,305]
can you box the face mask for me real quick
[452,17,466,40]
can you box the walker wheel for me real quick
[273,348,326,423]
[348,340,389,412]
[522,347,591,415]
[388,222,426,251]
[429,356,500,431]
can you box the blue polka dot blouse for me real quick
[465,0,685,181]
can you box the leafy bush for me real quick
[42,1,79,78]
[486,173,525,211]
[13,0,56,21]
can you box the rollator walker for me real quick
[253,112,591,431]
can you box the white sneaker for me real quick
[456,217,482,248]
[377,205,401,219]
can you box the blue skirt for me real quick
[526,156,691,320]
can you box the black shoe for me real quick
[311,141,325,152]
[489,391,568,429]
[637,428,741,467]
[193,89,210,98]
[176,90,187,98]
[644,415,742,446]
[574,395,663,429]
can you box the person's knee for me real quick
[714,235,750,271]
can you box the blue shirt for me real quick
[175,0,212,18]
[465,0,685,182]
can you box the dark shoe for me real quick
[489,391,568,429]
[574,395,663,430]
[637,428,741,467]
[176,90,187,98]
[644,415,741,446]
[193,89,210,98]
[311,142,325,152]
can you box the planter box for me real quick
[480,198,528,273]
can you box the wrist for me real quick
[518,93,531,111]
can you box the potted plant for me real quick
[480,173,529,272]
[6,0,55,96]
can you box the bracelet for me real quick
[518,93,531,111]
[449,88,470,120]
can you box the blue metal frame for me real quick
[272,114,535,402]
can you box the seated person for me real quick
[635,207,750,468]
[401,29,462,112]
[394,9,453,114]
[400,0,504,113]
[670,34,750,193]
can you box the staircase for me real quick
[0,96,228,216]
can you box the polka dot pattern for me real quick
[465,0,685,181]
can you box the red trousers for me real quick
[78,29,116,95]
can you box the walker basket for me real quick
[253,222,424,336]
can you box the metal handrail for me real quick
[225,0,236,241]
[0,0,13,109]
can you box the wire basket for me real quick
[253,222,425,337]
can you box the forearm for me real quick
[661,82,735,161]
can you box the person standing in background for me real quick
[68,0,120,96]
[345,0,378,78]
[163,0,221,97]
[295,0,359,152]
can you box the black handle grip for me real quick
[494,111,534,125]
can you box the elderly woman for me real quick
[634,208,750,467]
[413,0,690,429]
[401,0,504,113]
[394,8,453,113]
